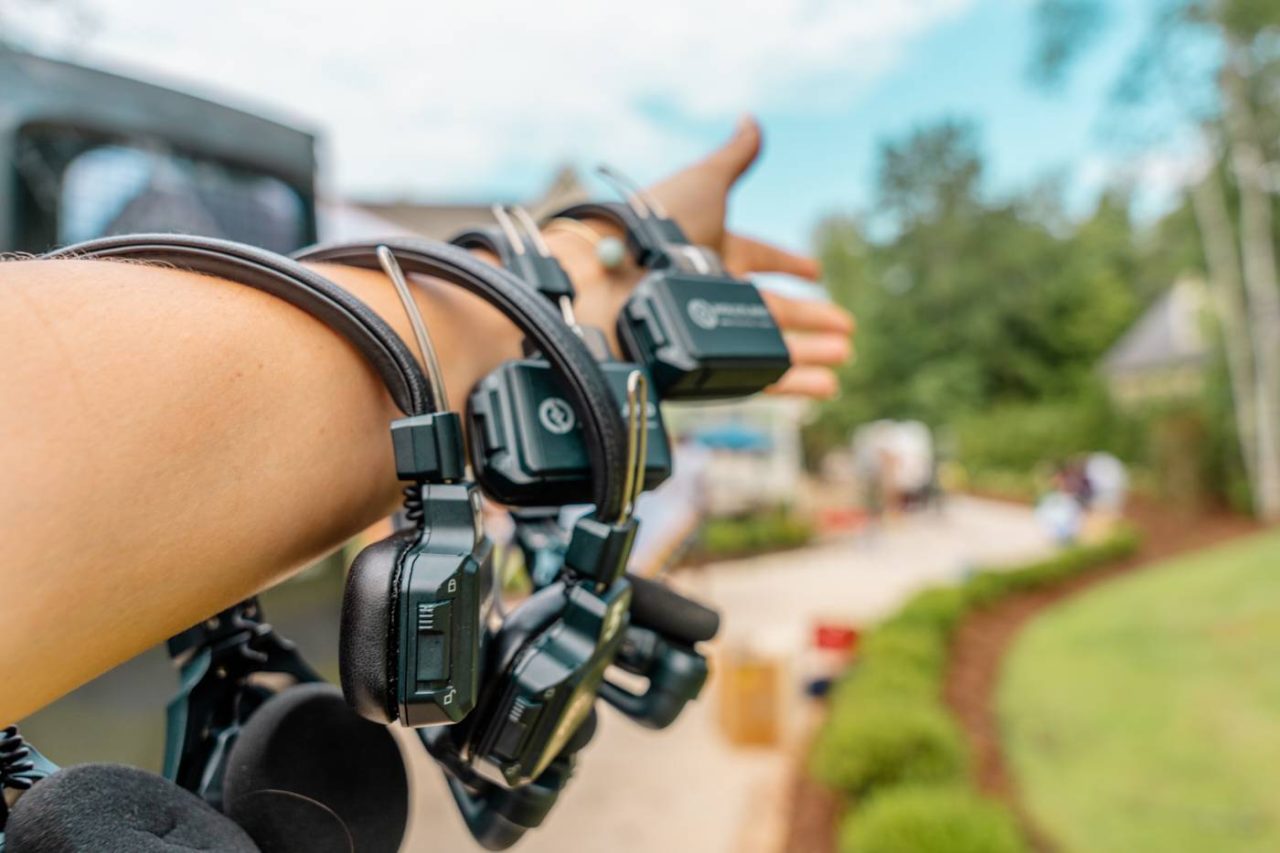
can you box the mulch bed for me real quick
[781,500,1262,853]
[943,501,1262,851]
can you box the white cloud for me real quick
[1075,137,1211,218]
[9,0,971,198]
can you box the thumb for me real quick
[706,115,762,183]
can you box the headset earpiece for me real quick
[339,530,417,724]
[450,214,672,508]
[6,765,258,853]
[487,582,572,677]
[598,577,719,729]
[222,684,408,853]
[550,186,792,400]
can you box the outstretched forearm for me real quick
[0,120,853,724]
[0,256,530,723]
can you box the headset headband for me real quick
[294,238,629,520]
[48,234,434,416]
[548,201,690,269]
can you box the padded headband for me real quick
[450,226,518,270]
[450,225,576,309]
[548,202,690,269]
[294,238,628,520]
[47,234,434,417]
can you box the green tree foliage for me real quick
[810,121,1142,460]
[1025,0,1280,516]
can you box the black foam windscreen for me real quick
[225,790,350,853]
[6,764,258,852]
[627,575,721,645]
[222,684,407,853]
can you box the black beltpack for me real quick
[451,207,672,506]
[550,168,791,399]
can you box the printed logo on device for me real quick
[686,298,772,331]
[538,398,577,435]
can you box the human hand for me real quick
[647,117,853,399]
[551,117,853,399]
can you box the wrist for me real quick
[542,220,640,354]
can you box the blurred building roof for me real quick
[349,165,589,240]
[1102,278,1210,403]
[1104,278,1209,374]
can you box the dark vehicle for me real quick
[0,48,317,254]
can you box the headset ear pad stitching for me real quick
[5,764,258,852]
[222,684,408,853]
[340,530,418,724]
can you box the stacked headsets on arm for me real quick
[0,165,791,853]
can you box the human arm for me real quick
[0,119,853,723]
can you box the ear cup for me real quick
[221,791,349,853]
[222,683,408,853]
[6,764,258,853]
[340,530,417,723]
[490,582,570,678]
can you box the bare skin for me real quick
[0,119,852,723]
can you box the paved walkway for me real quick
[401,496,1053,852]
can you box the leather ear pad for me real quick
[6,764,258,852]
[222,684,408,853]
[340,530,417,723]
[490,582,570,679]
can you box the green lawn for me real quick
[999,528,1280,853]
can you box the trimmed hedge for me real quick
[840,786,1028,853]
[811,525,1140,848]
[693,508,814,560]
[811,702,967,796]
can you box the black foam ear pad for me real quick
[627,575,720,645]
[222,683,408,853]
[221,791,349,853]
[6,764,258,852]
[340,530,417,723]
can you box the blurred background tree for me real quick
[809,0,1280,517]
[1031,0,1280,515]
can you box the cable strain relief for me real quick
[391,412,467,483]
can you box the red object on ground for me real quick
[816,507,867,534]
[813,622,859,654]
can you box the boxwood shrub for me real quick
[811,525,1140,847]
[840,786,1027,853]
[810,701,968,796]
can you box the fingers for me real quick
[766,366,840,400]
[705,115,763,184]
[725,234,822,281]
[762,291,855,335]
[785,332,852,367]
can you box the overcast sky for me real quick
[6,0,1184,250]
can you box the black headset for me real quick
[3,233,454,853]
[550,168,791,400]
[450,208,672,508]
[451,212,720,734]
[294,238,646,847]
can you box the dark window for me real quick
[15,128,308,254]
